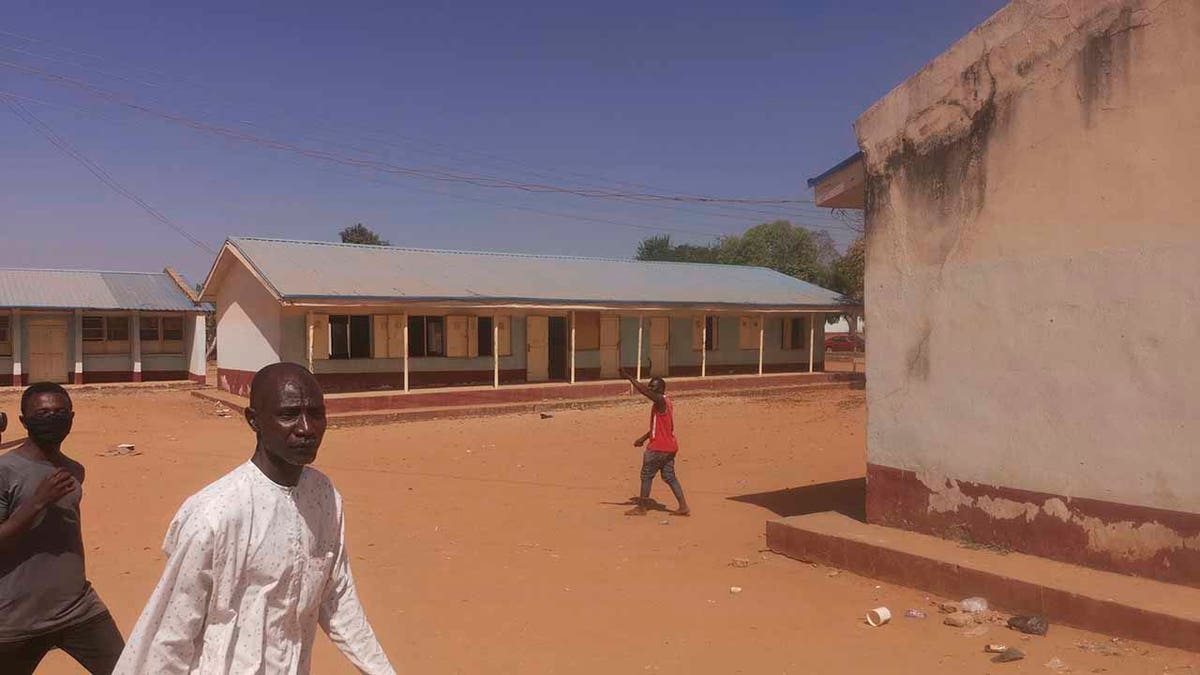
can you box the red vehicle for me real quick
[824,334,865,352]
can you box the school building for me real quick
[198,237,855,397]
[806,0,1199,586]
[0,268,209,386]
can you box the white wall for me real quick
[216,261,283,372]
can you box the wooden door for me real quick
[649,317,669,377]
[526,315,549,382]
[28,319,69,383]
[599,316,620,378]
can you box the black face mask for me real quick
[23,411,72,446]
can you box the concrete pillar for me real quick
[700,315,707,378]
[492,316,500,389]
[569,311,576,384]
[131,311,142,382]
[73,310,84,384]
[11,309,21,386]
[808,313,817,373]
[757,314,765,376]
[636,315,643,381]
[402,315,410,392]
[187,313,206,383]
[305,312,314,372]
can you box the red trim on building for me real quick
[668,362,823,377]
[80,370,190,384]
[866,463,1200,587]
[218,368,256,397]
[131,372,143,383]
[188,371,207,384]
[83,371,134,384]
[73,372,84,385]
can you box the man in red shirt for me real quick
[621,369,690,517]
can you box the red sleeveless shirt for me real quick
[647,396,679,453]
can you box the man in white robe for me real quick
[115,363,396,674]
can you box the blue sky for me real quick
[1,0,1005,283]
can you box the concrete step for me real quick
[766,511,1199,652]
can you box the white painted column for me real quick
[492,316,500,389]
[131,311,142,382]
[757,315,765,376]
[569,311,576,384]
[11,309,21,386]
[808,313,816,373]
[73,310,84,384]
[402,315,410,392]
[305,312,315,372]
[700,314,707,378]
[636,315,643,380]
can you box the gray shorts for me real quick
[640,450,679,484]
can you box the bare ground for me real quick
[0,386,1194,674]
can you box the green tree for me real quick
[714,220,839,287]
[635,235,720,264]
[831,236,865,306]
[339,223,390,246]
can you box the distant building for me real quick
[198,237,856,396]
[809,0,1198,585]
[1,268,209,386]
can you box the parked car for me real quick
[824,334,865,352]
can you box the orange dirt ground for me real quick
[0,386,1194,674]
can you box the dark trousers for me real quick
[639,450,686,505]
[0,611,124,675]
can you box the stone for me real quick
[944,611,975,628]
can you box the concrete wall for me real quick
[855,0,1199,584]
[215,261,283,393]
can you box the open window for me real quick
[0,315,10,356]
[329,315,372,359]
[407,316,446,357]
[83,315,131,354]
[691,315,719,352]
[781,317,809,350]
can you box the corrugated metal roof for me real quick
[0,269,207,311]
[225,237,849,309]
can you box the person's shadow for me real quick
[599,496,671,513]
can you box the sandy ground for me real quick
[0,386,1194,674]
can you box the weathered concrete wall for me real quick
[855,0,1200,584]
[215,261,282,393]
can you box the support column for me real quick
[11,309,22,386]
[403,315,410,392]
[636,315,643,381]
[73,310,84,384]
[492,316,499,389]
[757,314,765,376]
[131,312,142,382]
[305,312,315,372]
[569,311,576,384]
[808,313,816,373]
[700,314,707,378]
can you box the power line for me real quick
[0,38,845,226]
[2,59,824,207]
[3,94,216,255]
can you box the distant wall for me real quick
[856,0,1200,584]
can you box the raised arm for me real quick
[0,469,76,554]
[620,368,665,411]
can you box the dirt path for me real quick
[0,387,1193,673]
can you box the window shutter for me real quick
[446,315,470,358]
[468,316,480,358]
[312,315,330,360]
[387,315,406,357]
[691,317,703,351]
[496,316,511,356]
[372,316,389,359]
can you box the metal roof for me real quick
[0,269,208,311]
[806,151,864,187]
[218,237,849,309]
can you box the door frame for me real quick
[27,317,70,384]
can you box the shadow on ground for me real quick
[727,477,866,522]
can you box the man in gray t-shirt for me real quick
[0,383,123,674]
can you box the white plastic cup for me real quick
[867,607,892,627]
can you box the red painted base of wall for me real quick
[79,371,190,384]
[3,374,29,387]
[73,372,83,385]
[866,463,1200,587]
[668,362,822,377]
[188,372,206,384]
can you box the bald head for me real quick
[245,363,327,474]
